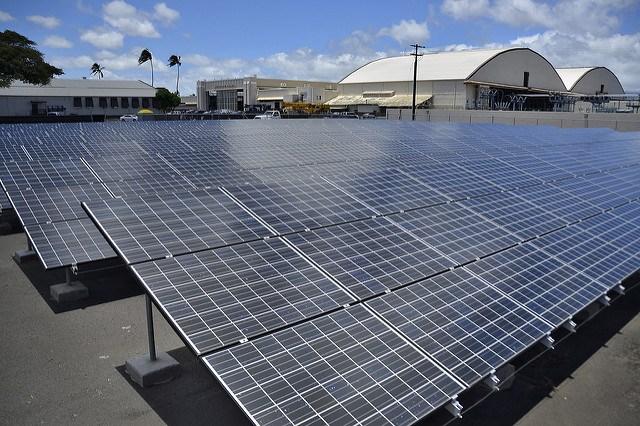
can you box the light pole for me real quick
[410,43,425,121]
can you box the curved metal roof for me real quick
[555,67,596,91]
[339,48,526,84]
[555,67,624,93]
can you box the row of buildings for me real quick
[0,47,629,116]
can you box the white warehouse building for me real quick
[0,79,158,117]
[326,48,573,113]
[555,67,625,95]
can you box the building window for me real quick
[99,97,107,108]
[600,84,605,94]
[141,97,150,108]
[73,97,82,108]
[110,97,118,108]
[131,97,140,109]
[523,71,530,87]
[317,95,322,101]
[121,97,129,108]
[85,97,94,108]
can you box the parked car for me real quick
[47,111,64,116]
[120,114,138,122]
[331,112,359,119]
[254,110,281,120]
[361,113,376,119]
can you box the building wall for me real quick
[337,80,469,109]
[571,69,624,95]
[0,95,155,116]
[197,77,338,111]
[387,108,640,131]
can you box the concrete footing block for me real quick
[50,281,89,303]
[13,249,37,264]
[125,352,181,388]
[495,363,516,390]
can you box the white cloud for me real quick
[80,29,124,49]
[103,0,160,38]
[258,48,387,82]
[509,30,640,92]
[0,10,14,21]
[442,0,631,36]
[441,0,489,20]
[27,15,61,29]
[378,19,430,45]
[154,2,179,24]
[43,35,73,48]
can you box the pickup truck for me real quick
[254,110,281,120]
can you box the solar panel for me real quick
[285,218,455,300]
[27,218,116,269]
[551,176,628,210]
[1,120,639,426]
[493,156,567,182]
[465,242,608,327]
[84,154,179,182]
[401,162,500,201]
[532,210,640,289]
[325,168,449,214]
[457,159,542,190]
[512,184,601,225]
[367,268,551,385]
[83,189,272,264]
[0,159,98,192]
[6,182,113,226]
[224,179,375,235]
[131,238,354,354]
[0,143,30,162]
[390,203,520,265]
[102,175,197,198]
[462,191,566,240]
[203,304,464,425]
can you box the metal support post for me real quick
[146,294,157,362]
[541,335,555,349]
[563,320,577,333]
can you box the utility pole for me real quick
[410,43,425,121]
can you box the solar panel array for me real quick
[1,119,639,425]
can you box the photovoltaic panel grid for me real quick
[224,179,375,235]
[285,217,455,300]
[131,238,354,354]
[1,120,639,426]
[27,218,116,269]
[83,189,273,264]
[324,168,449,214]
[203,305,465,426]
[367,268,551,386]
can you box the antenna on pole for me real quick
[410,43,425,121]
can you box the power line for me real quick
[410,43,425,121]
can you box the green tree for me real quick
[168,54,181,95]
[0,30,63,87]
[138,48,153,86]
[90,63,104,79]
[154,87,180,112]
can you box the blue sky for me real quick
[1,0,639,94]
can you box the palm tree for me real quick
[168,54,181,94]
[138,48,153,86]
[90,63,104,79]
